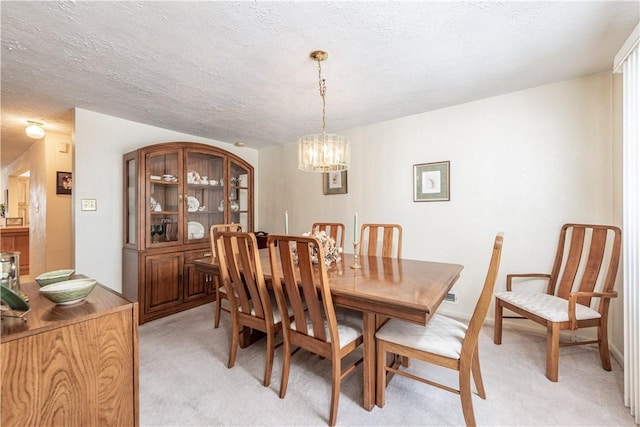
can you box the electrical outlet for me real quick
[81,199,97,211]
[444,292,458,303]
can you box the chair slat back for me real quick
[462,233,504,354]
[268,234,338,347]
[359,223,402,258]
[550,224,621,307]
[312,222,345,248]
[209,223,244,260]
[215,231,271,321]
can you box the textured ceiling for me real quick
[1,1,639,167]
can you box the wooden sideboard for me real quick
[1,279,139,426]
[0,226,29,275]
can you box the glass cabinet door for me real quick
[146,150,181,248]
[124,154,137,248]
[230,160,251,231]
[185,150,225,242]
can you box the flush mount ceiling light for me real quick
[25,121,45,139]
[298,50,350,172]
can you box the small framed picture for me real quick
[323,171,348,195]
[5,217,23,226]
[413,161,450,202]
[56,171,72,195]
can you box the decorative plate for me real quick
[1,283,30,311]
[187,221,205,239]
[187,196,200,213]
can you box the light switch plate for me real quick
[81,199,97,211]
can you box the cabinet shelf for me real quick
[188,185,224,190]
[151,179,179,185]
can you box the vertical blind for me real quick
[614,23,639,424]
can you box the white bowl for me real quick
[35,269,75,286]
[39,278,97,305]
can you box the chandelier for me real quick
[298,50,350,172]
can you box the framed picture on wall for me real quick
[323,171,348,195]
[56,171,72,195]
[413,161,450,202]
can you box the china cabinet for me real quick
[122,141,253,323]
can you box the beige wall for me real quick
[611,73,624,356]
[1,131,73,276]
[70,72,622,361]
[258,71,623,359]
[72,109,259,292]
[44,133,73,271]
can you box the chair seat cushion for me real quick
[291,306,363,349]
[495,291,601,322]
[375,314,467,359]
[240,293,293,324]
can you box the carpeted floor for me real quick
[139,303,634,426]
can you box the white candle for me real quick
[285,210,289,235]
[354,211,358,242]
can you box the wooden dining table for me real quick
[193,250,463,410]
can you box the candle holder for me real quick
[350,242,361,269]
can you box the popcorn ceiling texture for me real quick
[1,1,638,165]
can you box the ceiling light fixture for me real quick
[25,121,45,139]
[298,50,350,172]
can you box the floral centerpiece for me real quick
[301,230,343,266]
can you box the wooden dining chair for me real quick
[376,233,504,427]
[214,230,286,387]
[494,223,621,382]
[209,223,244,328]
[312,222,345,248]
[359,223,402,258]
[267,234,364,427]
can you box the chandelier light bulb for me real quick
[25,121,45,139]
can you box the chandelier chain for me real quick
[316,58,327,134]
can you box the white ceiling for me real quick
[1,1,638,168]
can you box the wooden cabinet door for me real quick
[144,253,183,313]
[183,249,212,301]
[1,310,136,426]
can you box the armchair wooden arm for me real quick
[567,291,618,330]
[506,273,551,291]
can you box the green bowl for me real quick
[35,269,75,286]
[39,278,97,305]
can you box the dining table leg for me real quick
[362,311,376,411]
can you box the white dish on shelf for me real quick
[150,175,161,180]
[187,196,200,212]
[187,221,205,239]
